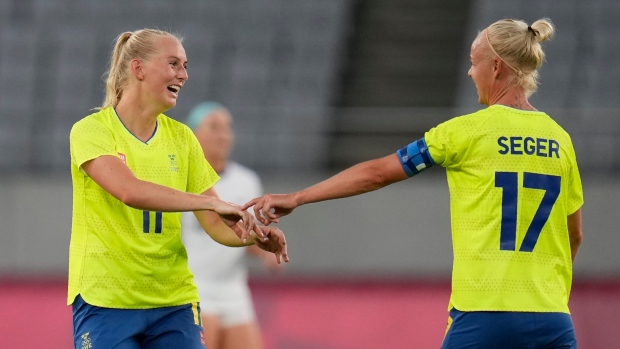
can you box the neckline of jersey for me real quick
[491,104,545,114]
[113,107,159,145]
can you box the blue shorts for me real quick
[441,308,577,349]
[72,295,205,349]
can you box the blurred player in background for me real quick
[68,29,288,349]
[183,102,281,349]
[245,18,582,349]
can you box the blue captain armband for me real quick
[397,138,435,177]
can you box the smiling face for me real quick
[139,36,188,111]
[468,34,495,105]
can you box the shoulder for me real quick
[445,108,493,127]
[540,112,571,137]
[427,109,489,140]
[158,114,192,133]
[157,113,195,141]
[71,108,114,136]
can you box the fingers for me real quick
[244,195,282,225]
[251,218,267,242]
[258,202,280,225]
[229,222,249,243]
[279,231,289,263]
[254,226,289,264]
[270,227,289,264]
[252,200,269,225]
[241,198,258,211]
[278,242,289,263]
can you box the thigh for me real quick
[142,302,205,349]
[202,314,222,349]
[72,295,141,349]
[221,322,263,349]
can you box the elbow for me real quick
[570,230,583,249]
[365,155,405,189]
[114,179,147,208]
[117,189,141,208]
[367,163,394,189]
[364,161,389,192]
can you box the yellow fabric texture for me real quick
[425,105,583,313]
[68,107,219,308]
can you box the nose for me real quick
[467,66,472,77]
[179,66,188,82]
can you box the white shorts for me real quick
[198,281,256,327]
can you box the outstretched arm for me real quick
[244,153,408,225]
[193,197,289,264]
[82,155,262,241]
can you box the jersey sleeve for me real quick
[565,137,584,214]
[186,129,219,194]
[70,118,117,170]
[424,116,472,169]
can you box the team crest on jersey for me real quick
[168,154,178,172]
[118,152,126,164]
[80,332,93,348]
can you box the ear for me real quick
[492,58,502,79]
[130,59,145,81]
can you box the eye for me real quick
[169,61,177,67]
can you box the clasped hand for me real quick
[213,199,289,264]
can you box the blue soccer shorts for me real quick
[441,307,577,349]
[72,295,205,349]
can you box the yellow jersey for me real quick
[424,105,583,313]
[68,107,219,309]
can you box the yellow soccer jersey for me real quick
[68,107,219,309]
[424,105,583,313]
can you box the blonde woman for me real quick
[68,29,288,349]
[246,19,582,349]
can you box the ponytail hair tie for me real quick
[527,26,537,36]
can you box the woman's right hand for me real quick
[211,199,265,243]
[243,193,298,225]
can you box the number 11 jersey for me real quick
[68,107,219,309]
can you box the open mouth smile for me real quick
[167,84,181,97]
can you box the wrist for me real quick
[203,195,217,211]
[292,191,304,206]
[244,231,259,246]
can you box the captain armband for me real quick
[396,138,435,177]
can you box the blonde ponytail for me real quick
[484,18,555,97]
[99,29,182,109]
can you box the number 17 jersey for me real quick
[424,104,583,313]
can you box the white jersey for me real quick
[182,162,263,304]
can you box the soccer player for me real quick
[245,18,583,349]
[68,29,288,349]
[182,102,281,349]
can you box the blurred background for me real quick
[1,0,619,348]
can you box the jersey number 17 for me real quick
[495,172,561,252]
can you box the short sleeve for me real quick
[565,139,584,214]
[424,116,472,169]
[70,118,117,170]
